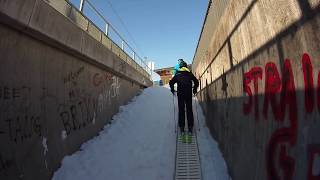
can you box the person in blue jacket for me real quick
[169,59,199,142]
[173,59,184,75]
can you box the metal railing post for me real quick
[79,0,85,12]
[105,23,109,36]
[73,0,151,78]
[121,40,124,50]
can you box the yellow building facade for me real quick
[154,67,174,85]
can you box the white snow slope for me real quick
[52,86,229,180]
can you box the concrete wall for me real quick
[193,0,320,179]
[0,0,152,179]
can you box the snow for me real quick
[193,98,230,180]
[52,86,229,180]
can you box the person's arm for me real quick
[169,76,177,94]
[191,73,199,94]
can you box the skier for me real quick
[169,59,199,143]
[173,59,184,75]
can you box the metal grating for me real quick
[175,133,202,180]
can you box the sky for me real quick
[68,0,208,79]
[52,86,229,180]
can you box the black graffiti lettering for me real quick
[70,105,79,130]
[4,115,42,143]
[3,86,10,100]
[58,90,98,135]
[33,116,42,137]
[0,154,6,173]
[60,112,71,135]
[5,118,13,141]
[22,115,32,139]
[69,89,76,100]
[64,66,85,84]
[12,88,20,99]
[0,86,29,100]
[83,100,89,123]
[78,101,86,127]
[88,98,97,123]
[118,62,126,74]
[14,116,23,143]
[0,154,12,175]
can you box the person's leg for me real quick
[186,96,194,133]
[177,95,186,132]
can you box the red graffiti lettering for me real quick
[105,72,113,81]
[267,128,296,180]
[302,53,314,113]
[243,67,263,119]
[243,53,319,180]
[267,129,291,180]
[93,72,114,87]
[307,144,320,180]
[279,59,297,135]
[243,72,253,114]
[279,145,295,180]
[263,62,281,121]
[266,59,297,180]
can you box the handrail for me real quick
[74,0,152,78]
[85,0,122,42]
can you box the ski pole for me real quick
[193,95,200,132]
[173,93,177,134]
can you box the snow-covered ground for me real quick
[52,86,229,180]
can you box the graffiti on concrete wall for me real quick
[0,64,124,177]
[63,66,84,84]
[243,53,320,180]
[302,54,320,114]
[302,54,315,113]
[59,69,121,137]
[92,72,120,113]
[5,114,42,143]
[117,61,127,74]
[0,86,25,100]
[244,53,320,118]
[93,72,113,87]
[58,93,97,137]
[0,86,42,144]
[0,153,11,175]
[0,86,32,111]
[60,67,97,137]
[243,66,263,120]
[0,85,41,176]
[12,67,121,140]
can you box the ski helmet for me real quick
[178,59,187,68]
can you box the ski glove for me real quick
[193,88,197,95]
[171,89,175,95]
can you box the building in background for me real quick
[154,67,174,85]
[154,64,191,85]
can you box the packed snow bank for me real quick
[193,97,230,180]
[52,86,229,180]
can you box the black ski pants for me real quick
[177,94,194,132]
